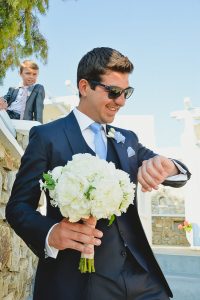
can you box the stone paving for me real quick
[154,246,200,300]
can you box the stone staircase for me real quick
[154,246,200,300]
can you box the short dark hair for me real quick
[77,47,134,88]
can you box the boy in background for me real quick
[0,60,45,123]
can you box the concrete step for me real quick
[155,253,200,276]
[165,274,200,300]
[154,247,200,300]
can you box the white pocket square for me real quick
[127,147,135,157]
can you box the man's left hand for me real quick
[137,155,179,192]
[0,98,8,110]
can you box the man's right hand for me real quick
[0,98,8,110]
[48,217,103,255]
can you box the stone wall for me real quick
[151,187,189,246]
[152,216,189,246]
[16,131,29,150]
[0,122,38,300]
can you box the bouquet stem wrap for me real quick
[79,218,97,273]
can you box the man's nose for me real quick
[114,94,126,107]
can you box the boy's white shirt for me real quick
[7,84,35,114]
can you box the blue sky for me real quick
[1,0,200,147]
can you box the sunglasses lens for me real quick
[124,87,134,99]
[108,87,134,100]
[90,81,134,100]
[108,87,122,99]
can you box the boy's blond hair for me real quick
[20,60,39,74]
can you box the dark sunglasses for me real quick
[89,80,134,100]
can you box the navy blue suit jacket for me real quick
[4,84,45,123]
[6,111,190,299]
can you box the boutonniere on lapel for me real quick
[107,128,135,158]
[107,127,125,144]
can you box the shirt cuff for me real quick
[45,223,59,259]
[167,160,187,181]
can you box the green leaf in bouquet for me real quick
[108,214,115,226]
[84,185,96,199]
[43,173,56,190]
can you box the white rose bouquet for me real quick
[40,153,135,273]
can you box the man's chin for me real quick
[104,115,116,124]
[25,81,35,86]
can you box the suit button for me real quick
[121,251,127,257]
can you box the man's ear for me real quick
[78,79,89,97]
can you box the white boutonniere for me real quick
[107,128,136,158]
[107,128,125,144]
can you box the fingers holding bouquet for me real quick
[48,217,102,254]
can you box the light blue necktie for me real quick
[90,122,107,160]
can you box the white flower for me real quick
[51,166,63,181]
[41,153,135,222]
[107,127,115,138]
[39,179,45,190]
[107,128,125,144]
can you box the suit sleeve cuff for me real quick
[167,160,187,181]
[45,223,59,259]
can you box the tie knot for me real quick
[90,122,102,134]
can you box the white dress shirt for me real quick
[45,108,187,258]
[73,107,107,151]
[7,85,34,114]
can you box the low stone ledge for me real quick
[0,221,38,299]
[0,118,23,161]
[0,119,40,299]
[153,245,200,256]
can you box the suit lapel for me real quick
[26,85,37,103]
[106,125,130,174]
[63,111,89,155]
[9,88,19,104]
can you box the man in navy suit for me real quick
[0,60,45,123]
[6,47,190,300]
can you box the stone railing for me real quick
[0,116,40,300]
